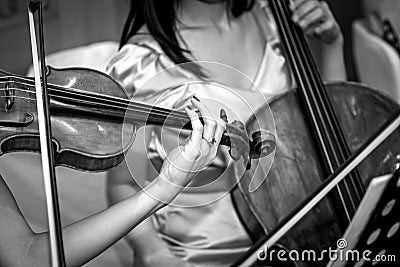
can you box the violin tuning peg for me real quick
[250,130,276,159]
[391,154,400,173]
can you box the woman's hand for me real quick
[290,0,343,45]
[157,97,226,195]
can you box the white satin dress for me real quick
[106,2,292,266]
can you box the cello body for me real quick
[236,82,400,266]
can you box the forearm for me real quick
[28,178,178,267]
[106,165,193,267]
[320,36,347,81]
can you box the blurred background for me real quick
[0,0,364,79]
[0,1,133,267]
[0,0,128,75]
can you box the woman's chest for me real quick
[180,14,267,89]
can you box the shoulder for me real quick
[106,26,168,74]
[106,26,176,96]
[125,25,164,55]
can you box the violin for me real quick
[232,0,400,266]
[0,66,275,171]
[14,2,273,266]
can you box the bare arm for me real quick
[319,37,346,81]
[0,98,222,267]
[0,172,170,267]
[106,159,195,267]
[291,0,347,81]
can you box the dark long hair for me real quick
[119,0,255,65]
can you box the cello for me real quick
[232,0,400,266]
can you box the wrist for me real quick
[147,175,186,206]
[322,33,344,49]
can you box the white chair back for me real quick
[352,19,400,103]
[27,41,119,75]
[1,41,134,267]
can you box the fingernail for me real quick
[292,15,298,22]
[193,96,200,102]
[220,109,228,121]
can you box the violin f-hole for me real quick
[0,113,34,128]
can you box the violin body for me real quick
[236,82,400,266]
[0,67,135,171]
[1,66,273,172]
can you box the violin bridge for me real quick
[4,80,15,112]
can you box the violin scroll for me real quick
[250,129,276,159]
[221,120,276,169]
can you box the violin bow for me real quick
[28,1,66,266]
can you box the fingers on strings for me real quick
[290,0,329,32]
[185,97,226,148]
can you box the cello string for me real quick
[281,0,360,213]
[282,1,364,208]
[283,2,359,217]
[284,0,365,194]
[274,0,340,173]
[272,0,354,220]
[235,109,400,267]
[272,0,335,172]
[280,6,358,215]
[294,28,366,201]
[281,0,348,173]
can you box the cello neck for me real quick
[269,0,365,225]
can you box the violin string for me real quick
[0,87,32,94]
[24,81,190,120]
[0,86,188,122]
[0,94,190,126]
[0,81,189,121]
[0,83,189,123]
[0,79,189,120]
[0,95,32,101]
